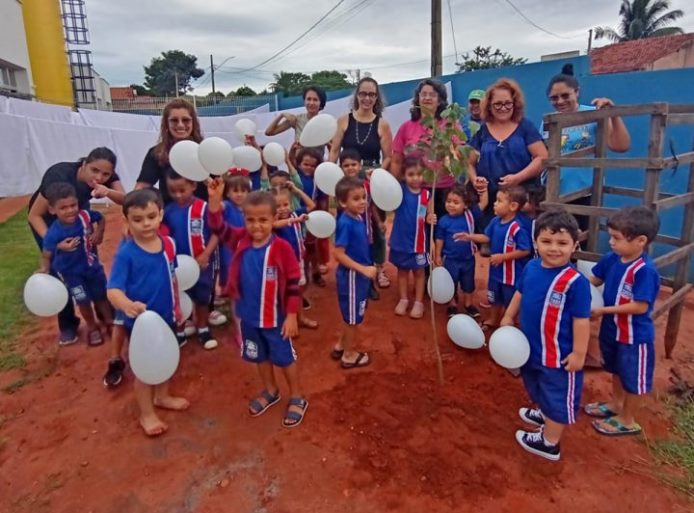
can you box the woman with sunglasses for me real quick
[468,78,548,229]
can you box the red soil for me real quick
[1,205,693,513]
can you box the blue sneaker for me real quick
[59,327,79,346]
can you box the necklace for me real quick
[354,113,375,146]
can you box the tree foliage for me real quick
[234,86,257,97]
[270,70,352,96]
[456,46,527,73]
[594,0,684,42]
[142,50,205,97]
[207,91,225,100]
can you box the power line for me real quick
[501,0,577,40]
[446,0,460,62]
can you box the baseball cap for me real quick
[468,89,485,101]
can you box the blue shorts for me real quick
[240,320,296,368]
[114,310,175,336]
[521,364,584,425]
[187,266,214,305]
[389,249,429,270]
[336,266,370,325]
[444,256,475,294]
[600,338,654,395]
[487,279,515,308]
[58,265,107,306]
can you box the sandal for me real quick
[299,317,319,330]
[248,389,281,417]
[584,402,618,418]
[282,397,309,428]
[88,329,104,346]
[377,270,390,288]
[592,417,642,437]
[330,348,344,361]
[341,352,370,369]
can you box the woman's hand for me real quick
[473,176,488,192]
[498,173,523,187]
[592,98,615,110]
[91,184,112,199]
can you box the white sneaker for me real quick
[208,310,228,326]
[203,338,219,350]
[183,320,196,337]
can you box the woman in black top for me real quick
[27,147,123,344]
[135,98,208,203]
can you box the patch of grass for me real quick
[650,398,694,497]
[0,211,38,369]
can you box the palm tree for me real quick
[594,0,684,42]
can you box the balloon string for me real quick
[428,184,445,385]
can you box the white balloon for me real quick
[576,259,595,278]
[447,314,485,349]
[234,118,257,141]
[305,210,336,238]
[129,311,180,385]
[370,168,403,211]
[489,326,531,369]
[233,146,262,172]
[198,137,234,175]
[175,255,200,290]
[169,140,209,182]
[314,162,344,196]
[262,142,286,167]
[23,273,69,317]
[590,283,604,310]
[299,113,338,147]
[179,291,193,320]
[427,267,455,304]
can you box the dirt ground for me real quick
[1,201,693,513]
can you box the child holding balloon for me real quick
[108,188,189,437]
[501,209,591,461]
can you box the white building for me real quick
[0,0,34,98]
[92,68,112,111]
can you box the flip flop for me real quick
[88,329,104,346]
[248,389,281,417]
[299,318,319,330]
[282,397,309,428]
[341,352,370,369]
[330,348,344,361]
[592,417,642,437]
[584,402,617,418]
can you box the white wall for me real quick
[0,0,33,96]
[92,68,112,111]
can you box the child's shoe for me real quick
[465,305,481,318]
[446,305,458,318]
[183,320,196,337]
[519,407,545,427]
[394,299,409,316]
[208,310,228,326]
[103,358,126,388]
[198,328,219,350]
[515,429,560,461]
[176,330,188,348]
[409,301,425,319]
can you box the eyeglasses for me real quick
[549,92,572,103]
[419,92,439,99]
[357,91,377,99]
[168,117,193,125]
[492,101,514,111]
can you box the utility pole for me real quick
[431,0,442,77]
[174,71,179,98]
[210,54,216,103]
[587,29,593,54]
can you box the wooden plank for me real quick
[602,186,674,200]
[544,157,659,169]
[573,250,602,262]
[559,187,592,204]
[542,202,617,218]
[668,104,694,114]
[563,146,596,158]
[544,120,561,202]
[543,103,668,128]
[653,242,694,269]
[589,119,608,252]
[667,114,694,125]
[652,284,693,320]
[664,152,694,166]
[654,192,694,211]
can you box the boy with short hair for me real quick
[331,176,377,368]
[586,206,660,437]
[107,188,189,437]
[501,209,591,461]
[207,179,309,428]
[164,170,220,349]
[40,182,112,346]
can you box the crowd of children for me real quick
[37,141,661,461]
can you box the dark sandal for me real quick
[341,352,370,369]
[330,348,344,360]
[584,402,617,418]
[248,389,281,417]
[88,329,104,346]
[592,417,642,437]
[282,397,309,428]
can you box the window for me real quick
[0,67,17,89]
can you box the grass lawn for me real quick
[0,211,39,371]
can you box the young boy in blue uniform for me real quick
[40,182,112,346]
[586,206,660,437]
[432,183,488,318]
[501,209,591,461]
[163,171,220,350]
[331,176,377,369]
[207,179,309,428]
[108,189,189,437]
[460,186,532,329]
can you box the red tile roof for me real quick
[591,33,694,74]
[110,87,135,100]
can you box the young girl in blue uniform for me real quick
[390,157,432,319]
[501,209,591,461]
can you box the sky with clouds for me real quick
[85,0,694,94]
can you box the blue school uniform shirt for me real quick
[485,215,531,285]
[541,104,596,195]
[335,212,372,268]
[43,210,102,275]
[275,208,307,262]
[389,184,430,254]
[592,252,660,345]
[517,212,538,259]
[435,207,481,261]
[518,260,591,368]
[236,239,282,328]
[163,199,212,257]
[108,237,177,329]
[297,169,326,206]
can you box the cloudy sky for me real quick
[86,0,694,94]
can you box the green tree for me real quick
[234,85,257,96]
[207,91,225,100]
[594,0,684,42]
[130,84,151,96]
[143,50,204,96]
[270,72,311,96]
[456,46,527,72]
[309,70,351,91]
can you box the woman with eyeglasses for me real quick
[468,78,548,229]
